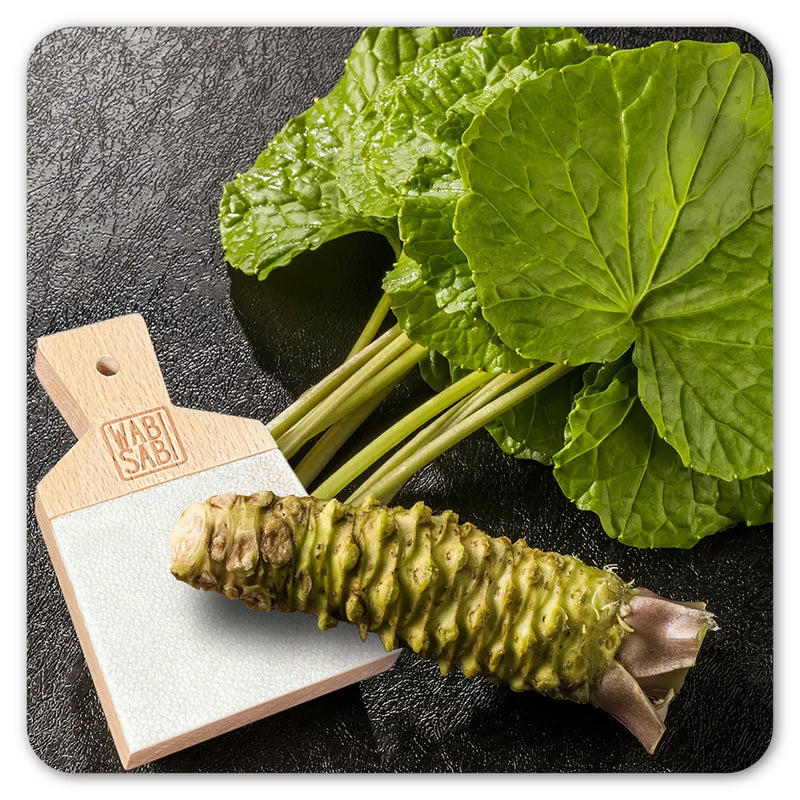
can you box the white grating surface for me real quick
[51,449,392,754]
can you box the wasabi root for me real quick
[169,492,716,753]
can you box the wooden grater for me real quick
[33,314,399,770]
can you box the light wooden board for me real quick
[34,314,399,769]
[35,314,280,518]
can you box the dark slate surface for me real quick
[26,26,773,773]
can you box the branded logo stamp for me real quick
[102,406,187,480]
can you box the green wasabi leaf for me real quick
[219,27,452,278]
[417,349,461,393]
[339,27,595,218]
[399,196,472,312]
[632,207,772,480]
[347,29,612,376]
[456,41,773,480]
[382,250,527,374]
[395,191,585,461]
[437,40,616,142]
[336,37,474,218]
[384,195,529,373]
[375,29,609,374]
[553,358,773,548]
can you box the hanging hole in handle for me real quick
[96,355,120,377]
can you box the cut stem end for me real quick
[592,587,717,754]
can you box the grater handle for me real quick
[35,314,172,439]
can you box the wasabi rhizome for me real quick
[170,491,716,753]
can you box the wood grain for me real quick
[35,314,278,520]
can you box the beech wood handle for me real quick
[35,314,172,439]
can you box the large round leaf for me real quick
[219,27,452,277]
[456,41,773,480]
[338,27,595,219]
[553,359,773,548]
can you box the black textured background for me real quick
[26,26,773,773]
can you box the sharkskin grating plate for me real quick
[50,451,392,757]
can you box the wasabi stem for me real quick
[331,366,538,503]
[349,363,573,504]
[277,336,427,458]
[291,294,400,485]
[264,302,550,505]
[345,293,393,359]
[170,492,717,753]
[268,325,403,441]
[312,369,495,500]
[293,383,396,487]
